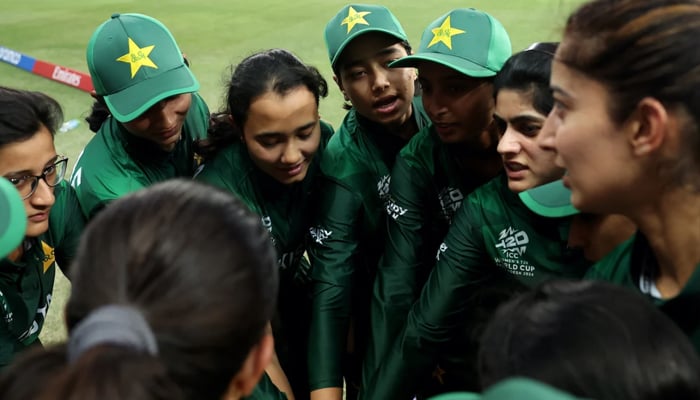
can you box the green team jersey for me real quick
[364,174,590,400]
[586,232,700,351]
[307,99,430,391]
[0,181,85,367]
[364,125,500,386]
[195,121,333,399]
[70,93,209,219]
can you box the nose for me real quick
[152,99,177,130]
[30,178,56,209]
[538,109,558,152]
[422,91,447,120]
[371,68,390,93]
[497,126,521,156]
[280,141,303,165]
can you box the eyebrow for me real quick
[2,155,59,177]
[550,85,571,100]
[254,120,316,137]
[507,115,545,124]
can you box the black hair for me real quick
[195,48,328,160]
[493,42,558,116]
[0,179,279,400]
[0,345,184,400]
[85,97,110,133]
[479,279,700,400]
[0,86,63,145]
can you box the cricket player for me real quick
[307,5,430,399]
[70,13,209,219]
[0,87,85,368]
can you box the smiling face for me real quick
[417,61,494,145]
[122,93,192,152]
[0,125,57,238]
[242,87,321,185]
[549,60,643,214]
[495,89,565,193]
[336,32,416,129]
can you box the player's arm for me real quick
[50,181,86,279]
[363,203,490,400]
[307,178,362,398]
[363,155,431,384]
[264,322,295,400]
[70,159,148,220]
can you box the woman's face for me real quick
[0,126,57,238]
[417,61,494,145]
[549,60,640,214]
[242,87,321,184]
[495,89,564,193]
[122,93,192,152]
[336,32,416,129]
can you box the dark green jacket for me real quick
[70,93,209,219]
[365,125,499,387]
[0,181,85,367]
[196,120,333,399]
[586,232,700,352]
[364,175,590,399]
[307,99,430,390]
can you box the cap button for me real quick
[111,13,121,19]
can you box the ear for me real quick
[222,333,274,400]
[628,97,668,157]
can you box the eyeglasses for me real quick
[5,157,69,199]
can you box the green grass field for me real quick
[1,0,585,345]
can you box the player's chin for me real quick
[25,220,50,238]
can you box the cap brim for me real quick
[105,64,199,122]
[390,53,498,77]
[483,378,581,400]
[0,178,26,258]
[332,29,407,68]
[427,378,581,400]
[519,179,578,218]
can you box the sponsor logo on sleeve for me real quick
[438,186,464,223]
[377,174,391,201]
[385,197,408,220]
[309,226,333,245]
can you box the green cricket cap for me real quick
[390,8,512,77]
[325,4,408,69]
[86,13,199,123]
[428,378,584,400]
[0,178,26,259]
[519,179,579,218]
